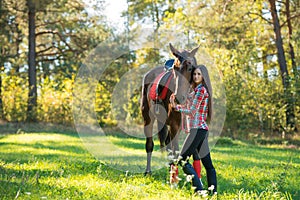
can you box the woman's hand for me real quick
[169,94,176,108]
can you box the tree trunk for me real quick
[269,0,295,133]
[286,0,297,73]
[285,0,297,131]
[0,0,6,121]
[0,72,4,120]
[27,0,37,122]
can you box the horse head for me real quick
[169,43,199,103]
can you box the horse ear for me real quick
[190,45,200,57]
[169,43,181,57]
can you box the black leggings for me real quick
[180,128,214,170]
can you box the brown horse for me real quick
[141,43,199,175]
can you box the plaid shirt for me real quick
[176,84,209,130]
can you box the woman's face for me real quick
[193,68,203,84]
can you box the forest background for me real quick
[0,0,299,144]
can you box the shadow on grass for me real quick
[0,122,78,136]
[108,136,145,150]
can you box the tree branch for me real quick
[280,13,300,27]
[247,11,273,24]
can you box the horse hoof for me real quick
[144,171,152,176]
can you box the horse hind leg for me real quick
[157,120,168,152]
[145,142,153,175]
[165,129,172,154]
[165,132,170,145]
[143,108,155,175]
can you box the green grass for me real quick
[0,132,299,199]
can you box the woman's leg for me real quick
[199,136,217,194]
[180,129,206,192]
[182,162,203,191]
[192,152,202,179]
[180,129,206,161]
[197,129,210,159]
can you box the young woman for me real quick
[170,65,217,194]
[182,87,203,184]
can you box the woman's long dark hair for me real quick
[190,65,213,123]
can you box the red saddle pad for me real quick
[149,71,173,101]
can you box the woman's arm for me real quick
[172,86,206,116]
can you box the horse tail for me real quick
[141,74,151,126]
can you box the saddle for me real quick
[149,59,175,101]
[164,59,175,71]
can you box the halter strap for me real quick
[172,68,179,96]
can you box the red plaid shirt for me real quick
[176,84,209,130]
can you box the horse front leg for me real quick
[168,121,180,184]
[170,121,180,157]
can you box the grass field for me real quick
[0,131,299,199]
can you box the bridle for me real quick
[172,56,194,97]
[172,69,179,96]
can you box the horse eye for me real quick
[188,66,192,72]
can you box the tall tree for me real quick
[268,0,295,132]
[0,0,6,120]
[285,0,299,132]
[286,0,297,74]
[26,0,108,122]
[27,0,37,121]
